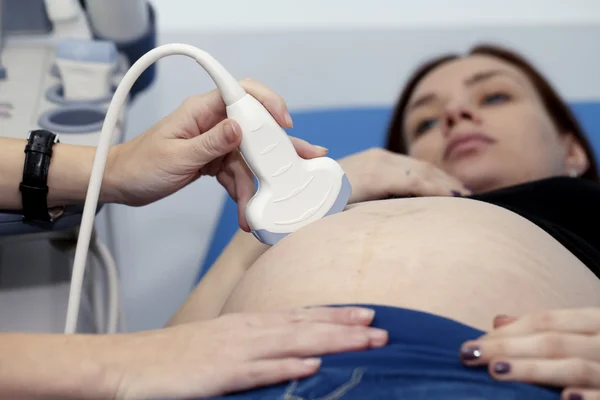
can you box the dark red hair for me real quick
[385,44,599,182]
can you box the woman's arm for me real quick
[0,332,119,399]
[0,308,386,399]
[166,229,269,325]
[0,137,120,210]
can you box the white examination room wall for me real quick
[1,1,599,333]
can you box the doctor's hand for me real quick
[105,78,327,231]
[460,308,600,400]
[108,306,388,399]
[338,148,470,204]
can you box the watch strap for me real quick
[19,129,60,222]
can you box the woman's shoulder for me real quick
[474,176,600,201]
[471,176,600,277]
[471,176,600,214]
[470,176,600,237]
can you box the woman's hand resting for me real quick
[105,78,327,232]
[461,308,600,399]
[107,306,388,399]
[337,148,470,204]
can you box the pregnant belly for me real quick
[221,197,600,330]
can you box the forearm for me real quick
[167,229,269,325]
[0,138,119,210]
[0,332,120,399]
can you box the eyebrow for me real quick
[407,69,522,112]
[465,69,521,86]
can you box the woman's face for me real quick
[402,54,589,193]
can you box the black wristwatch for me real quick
[19,129,63,222]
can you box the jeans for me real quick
[210,305,561,400]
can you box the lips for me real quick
[444,132,495,160]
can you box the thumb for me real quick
[191,119,242,164]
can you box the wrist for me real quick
[90,333,140,399]
[93,331,171,399]
[65,334,125,399]
[102,143,127,205]
[0,137,122,212]
[62,334,127,399]
[47,143,124,207]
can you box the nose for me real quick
[442,103,481,136]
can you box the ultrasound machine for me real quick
[0,0,156,334]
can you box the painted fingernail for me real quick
[568,392,584,400]
[284,111,294,127]
[303,358,322,367]
[460,345,481,361]
[451,190,462,197]
[493,361,511,374]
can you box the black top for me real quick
[470,177,600,279]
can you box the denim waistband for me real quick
[210,305,562,399]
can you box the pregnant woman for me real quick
[170,44,600,399]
